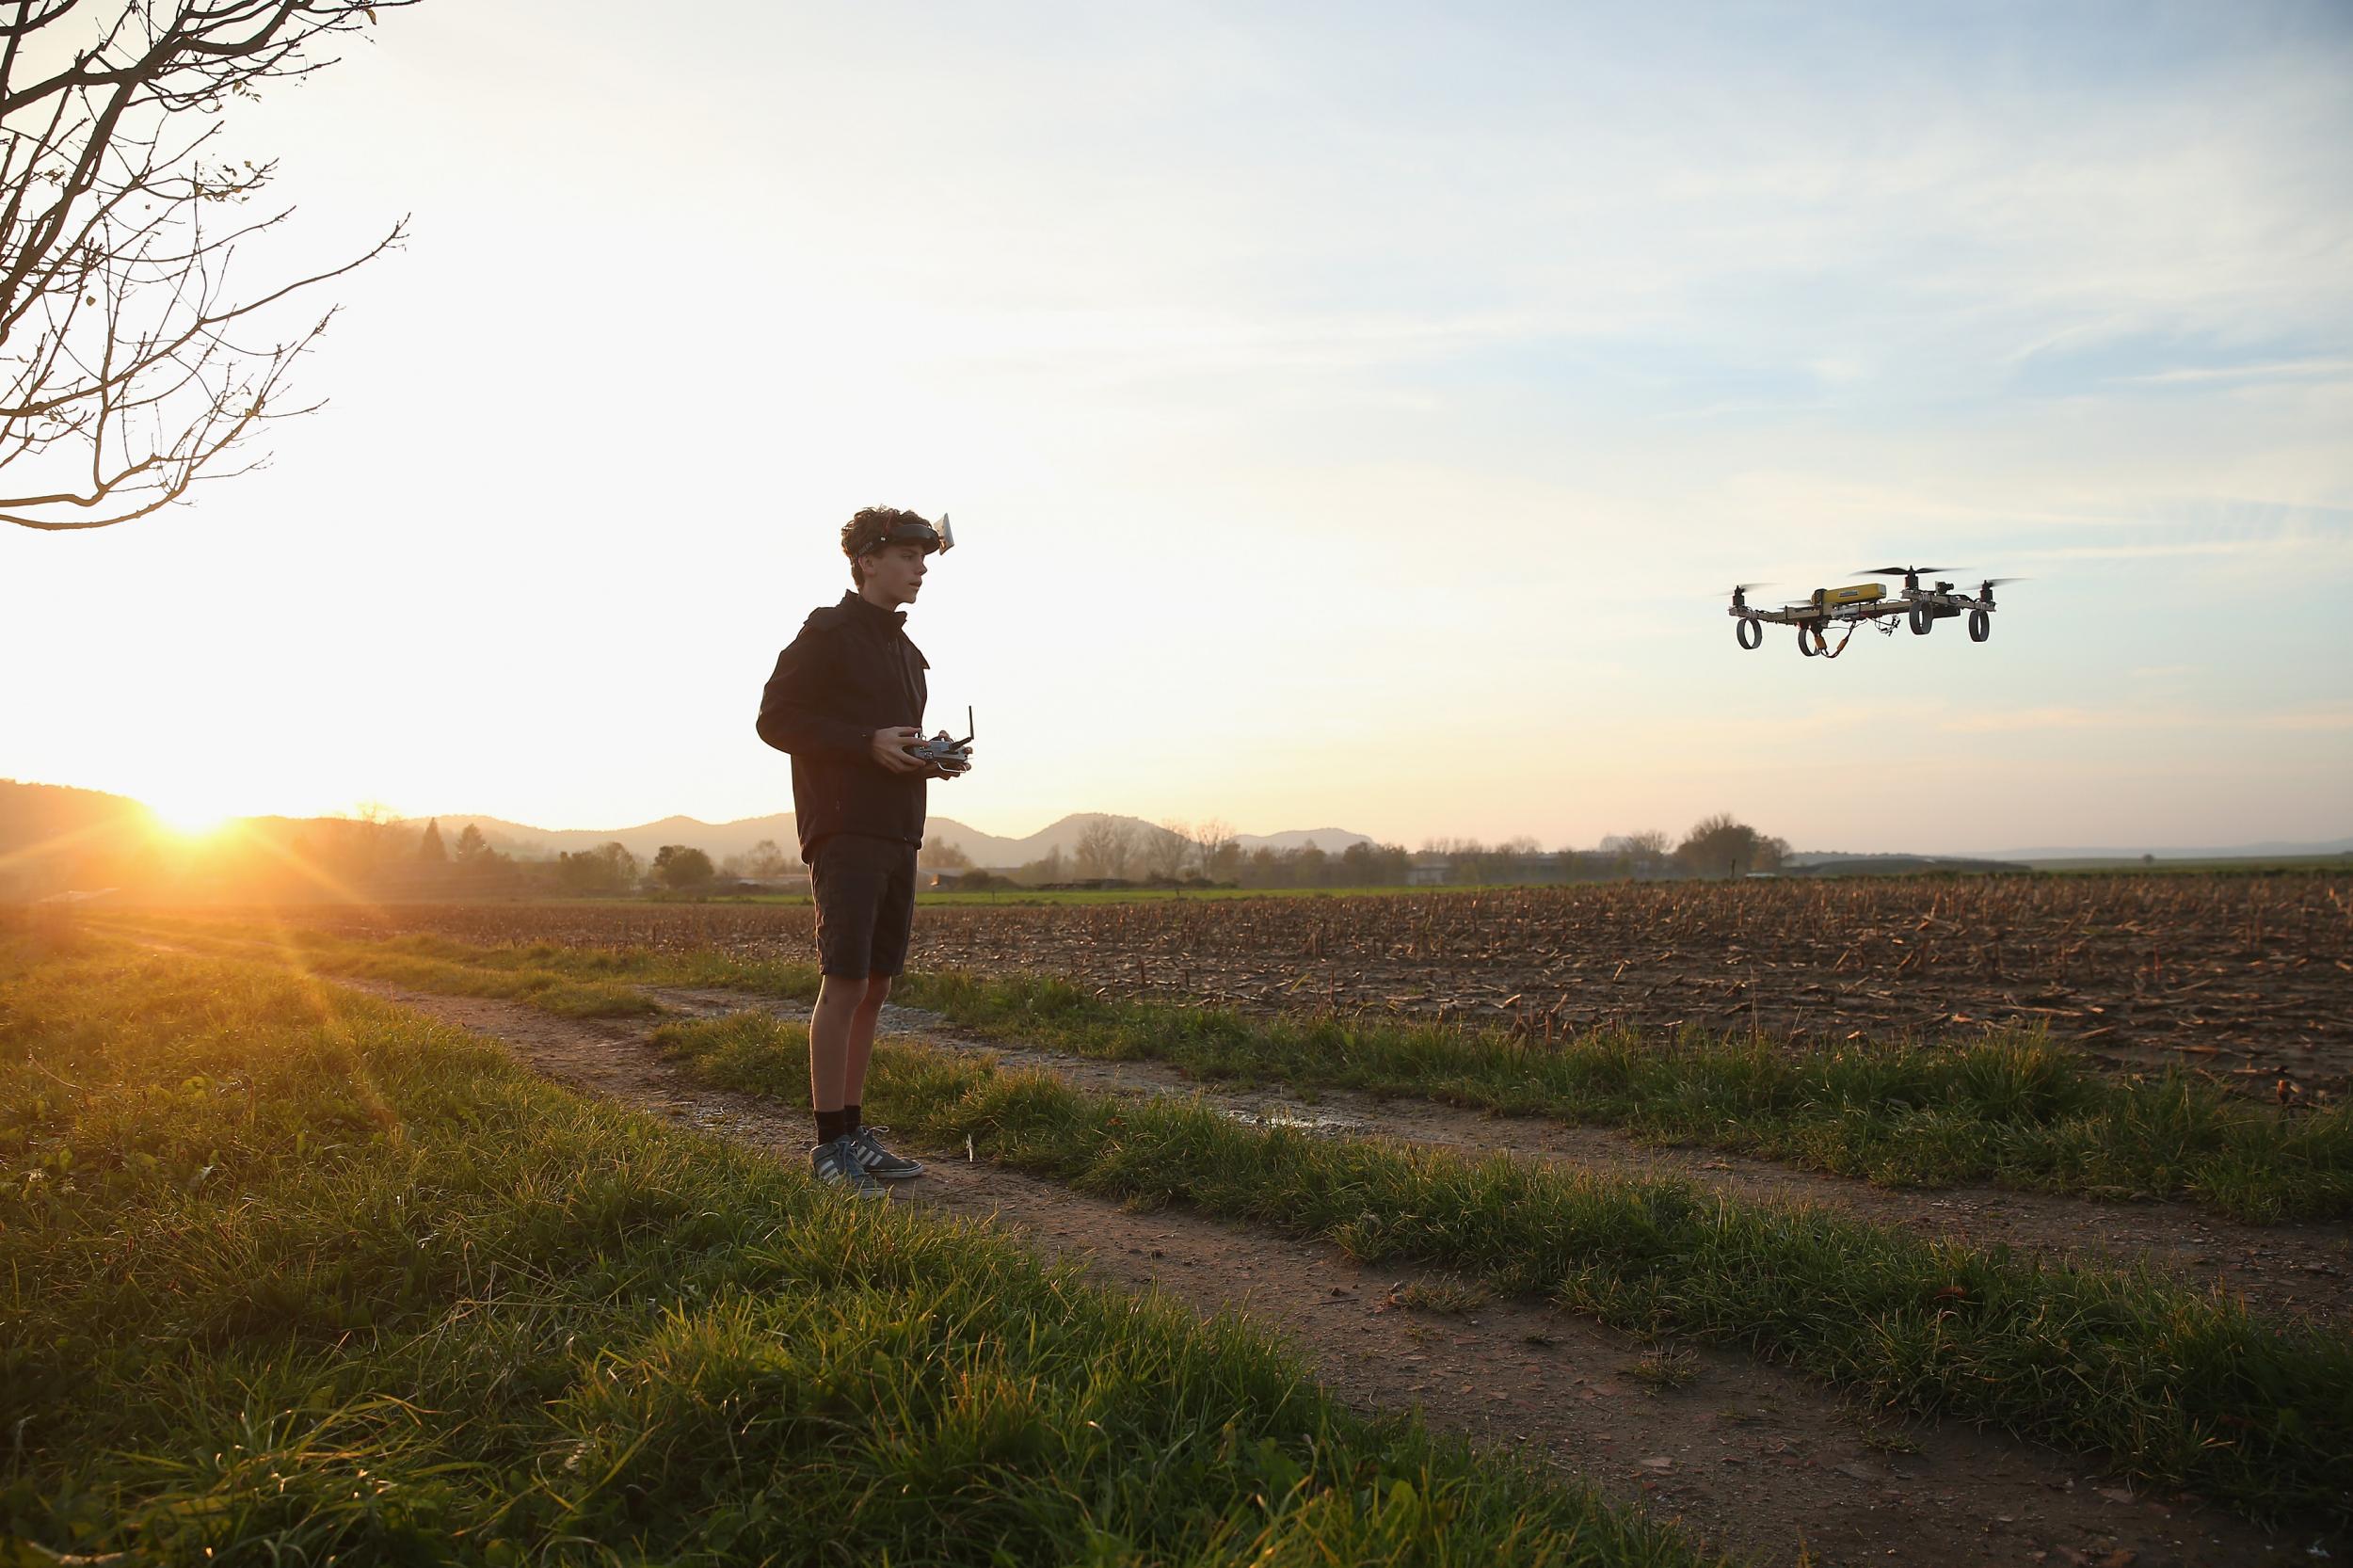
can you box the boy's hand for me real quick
[870,727,928,774]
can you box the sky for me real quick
[3,0,2349,854]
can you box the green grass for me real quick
[895,972,2353,1224]
[114,919,2343,1224]
[94,917,663,1017]
[655,1009,2353,1529]
[0,924,1716,1567]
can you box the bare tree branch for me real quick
[1,0,413,531]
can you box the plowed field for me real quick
[272,874,2352,1096]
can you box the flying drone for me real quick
[1725,567,2023,660]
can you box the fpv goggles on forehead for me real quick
[862,513,955,556]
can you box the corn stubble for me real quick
[264,874,2353,1096]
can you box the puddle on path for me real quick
[1225,1104,1362,1133]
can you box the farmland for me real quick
[260,872,2353,1096]
[29,912,2350,1562]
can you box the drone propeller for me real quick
[1977,576,2028,587]
[1858,565,1958,578]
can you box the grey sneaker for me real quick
[849,1124,923,1181]
[811,1134,888,1197]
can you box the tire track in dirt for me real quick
[650,987,2353,1329]
[280,970,2290,1568]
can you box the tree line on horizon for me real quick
[0,791,1786,901]
[285,813,1801,897]
[485,813,1791,894]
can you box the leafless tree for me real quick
[2,0,410,532]
[1419,836,1485,857]
[342,794,397,864]
[1599,828,1673,875]
[1073,816,1137,880]
[1016,843,1067,886]
[1185,817,1234,879]
[919,838,972,872]
[1138,819,1189,880]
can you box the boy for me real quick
[756,506,966,1195]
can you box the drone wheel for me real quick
[1968,608,1991,643]
[1736,617,1762,650]
[1909,604,1932,635]
[1797,627,1817,658]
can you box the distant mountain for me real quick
[0,777,156,893]
[0,776,150,843]
[395,809,1374,869]
[1237,826,1372,854]
[0,780,1378,878]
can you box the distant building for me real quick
[1406,856,1449,887]
[733,874,811,895]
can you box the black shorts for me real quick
[809,833,918,979]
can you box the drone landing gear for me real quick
[1736,617,1763,650]
[1797,621,1858,661]
[1968,608,1991,643]
[1909,604,1933,635]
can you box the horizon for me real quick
[4,3,2348,851]
[7,774,2342,861]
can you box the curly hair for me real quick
[840,506,933,587]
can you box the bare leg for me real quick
[843,975,892,1111]
[808,973,863,1114]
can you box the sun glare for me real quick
[150,799,237,840]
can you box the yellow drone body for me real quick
[1812,583,1887,608]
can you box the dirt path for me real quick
[291,972,2296,1568]
[651,987,2353,1329]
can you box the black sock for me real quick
[843,1102,862,1132]
[814,1108,850,1143]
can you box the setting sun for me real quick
[147,797,239,840]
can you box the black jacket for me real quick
[756,592,930,860]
